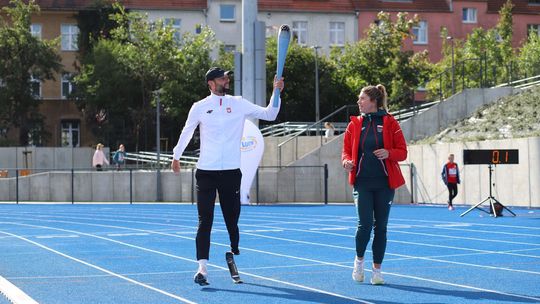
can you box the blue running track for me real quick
[0,204,539,304]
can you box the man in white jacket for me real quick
[171,67,284,285]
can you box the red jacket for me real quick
[342,114,408,189]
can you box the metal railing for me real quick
[493,74,540,90]
[122,151,198,167]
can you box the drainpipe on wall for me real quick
[354,10,359,41]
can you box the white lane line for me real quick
[106,233,149,237]
[3,212,540,264]
[235,231,540,276]
[7,263,342,281]
[391,217,540,231]
[5,212,540,261]
[0,275,39,304]
[35,234,79,239]
[1,222,373,304]
[384,247,540,262]
[243,229,283,233]
[0,230,197,304]
[4,218,540,303]
[308,227,349,231]
[434,223,472,227]
[27,209,540,243]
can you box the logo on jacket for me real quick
[241,136,257,152]
[377,125,383,133]
[226,107,232,113]
[206,109,213,114]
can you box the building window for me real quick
[27,126,43,146]
[223,45,236,53]
[30,75,41,98]
[220,4,236,22]
[462,8,477,23]
[412,21,428,44]
[164,18,181,40]
[329,22,345,46]
[528,24,540,37]
[266,25,278,38]
[30,24,42,39]
[61,120,80,147]
[61,24,79,51]
[529,0,540,5]
[61,73,76,99]
[292,21,308,45]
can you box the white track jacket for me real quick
[173,92,280,170]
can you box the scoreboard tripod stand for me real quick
[460,164,516,218]
[460,149,518,218]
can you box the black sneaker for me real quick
[231,247,240,255]
[194,272,209,286]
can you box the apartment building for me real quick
[0,0,96,147]
[356,0,540,62]
[1,0,539,147]
[135,0,359,54]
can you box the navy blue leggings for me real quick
[353,185,394,264]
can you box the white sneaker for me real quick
[371,268,384,285]
[352,257,364,282]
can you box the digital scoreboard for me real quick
[463,149,519,165]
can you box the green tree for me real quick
[75,0,122,56]
[0,0,61,146]
[265,38,356,122]
[428,1,515,99]
[74,4,217,151]
[331,12,432,110]
[518,33,540,77]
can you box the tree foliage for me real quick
[265,38,356,122]
[518,33,540,77]
[331,12,432,110]
[0,0,61,146]
[74,3,216,150]
[428,0,515,99]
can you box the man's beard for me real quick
[216,84,231,94]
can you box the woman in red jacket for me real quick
[342,84,408,285]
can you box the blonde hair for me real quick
[96,143,104,149]
[361,84,388,111]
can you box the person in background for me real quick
[113,144,126,171]
[324,122,335,142]
[441,153,460,211]
[342,84,408,285]
[92,143,109,171]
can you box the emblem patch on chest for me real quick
[227,107,232,113]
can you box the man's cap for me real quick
[205,67,233,82]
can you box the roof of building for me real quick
[122,0,206,10]
[486,0,540,14]
[352,0,451,12]
[3,0,538,15]
[259,0,356,13]
[0,0,207,11]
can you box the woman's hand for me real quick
[374,149,389,160]
[343,160,354,172]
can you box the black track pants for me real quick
[195,169,242,260]
[447,183,458,206]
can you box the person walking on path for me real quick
[171,67,285,285]
[92,143,109,171]
[342,84,408,285]
[441,153,460,210]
